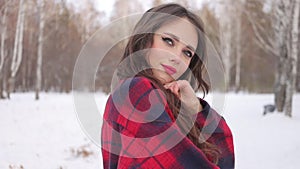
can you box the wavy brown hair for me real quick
[116,3,221,164]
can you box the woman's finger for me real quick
[173,83,180,98]
[164,82,180,98]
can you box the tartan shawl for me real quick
[101,76,234,169]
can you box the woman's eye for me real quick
[162,37,174,46]
[183,50,193,58]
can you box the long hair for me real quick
[117,3,220,164]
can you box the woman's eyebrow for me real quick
[163,32,195,52]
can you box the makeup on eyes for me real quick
[162,32,195,52]
[161,33,195,58]
[162,36,174,46]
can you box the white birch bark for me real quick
[0,0,8,73]
[244,0,295,116]
[0,0,8,98]
[11,0,25,78]
[35,0,45,100]
[222,26,232,90]
[9,0,25,97]
[234,1,242,92]
[219,2,234,91]
[273,0,292,112]
[284,0,300,117]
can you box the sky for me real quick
[66,0,203,24]
[94,0,116,15]
[67,0,272,19]
[67,0,209,17]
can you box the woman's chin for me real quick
[158,74,176,84]
[152,69,178,84]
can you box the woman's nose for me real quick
[169,46,183,64]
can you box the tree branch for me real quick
[244,9,278,57]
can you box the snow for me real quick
[1,92,299,169]
[223,93,300,169]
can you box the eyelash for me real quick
[161,36,193,58]
[162,37,174,46]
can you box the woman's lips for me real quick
[161,64,177,75]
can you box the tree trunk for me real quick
[284,0,299,117]
[35,0,45,100]
[234,2,242,92]
[274,48,287,112]
[0,75,4,99]
[0,0,8,99]
[219,1,234,91]
[9,0,25,97]
[274,0,291,113]
[223,27,232,91]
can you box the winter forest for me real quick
[1,0,300,116]
[1,0,300,168]
[0,0,300,114]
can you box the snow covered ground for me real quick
[0,92,299,169]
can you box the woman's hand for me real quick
[164,80,202,114]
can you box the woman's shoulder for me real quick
[118,76,158,91]
[196,98,232,136]
[112,76,163,103]
[104,76,172,135]
[105,76,169,122]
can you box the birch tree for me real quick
[234,0,243,92]
[245,0,284,107]
[9,0,25,98]
[285,0,299,117]
[218,0,235,91]
[245,0,299,117]
[273,0,292,113]
[0,0,8,98]
[74,0,103,43]
[111,0,144,38]
[35,0,45,100]
[222,0,245,92]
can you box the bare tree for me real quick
[0,0,102,96]
[218,0,235,91]
[234,0,243,92]
[273,0,292,114]
[245,0,299,117]
[220,0,245,92]
[73,0,103,43]
[35,0,45,100]
[9,0,25,98]
[0,0,8,98]
[285,0,300,117]
[111,0,144,38]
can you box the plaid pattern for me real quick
[101,77,234,169]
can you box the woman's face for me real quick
[147,17,198,84]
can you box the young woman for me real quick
[101,3,234,169]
